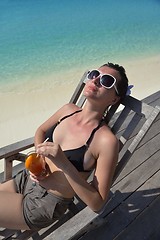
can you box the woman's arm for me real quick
[36,130,119,212]
[34,103,78,148]
[63,132,119,212]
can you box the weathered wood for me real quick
[0,137,34,159]
[113,105,160,181]
[0,228,19,239]
[74,149,160,240]
[122,95,155,118]
[115,130,160,184]
[69,70,87,104]
[143,90,160,106]
[46,208,98,240]
[115,195,160,240]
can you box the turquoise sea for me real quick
[0,0,160,91]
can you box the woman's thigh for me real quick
[0,179,17,193]
[0,191,30,230]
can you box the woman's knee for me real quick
[0,179,17,193]
[0,191,29,230]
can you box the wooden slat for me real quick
[122,96,155,118]
[105,101,121,124]
[45,208,98,240]
[0,228,20,239]
[113,105,160,182]
[143,90,160,106]
[0,137,34,160]
[111,106,131,134]
[115,196,160,240]
[111,145,160,208]
[69,71,88,104]
[71,149,160,240]
[115,124,160,185]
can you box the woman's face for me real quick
[83,66,120,106]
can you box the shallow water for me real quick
[0,0,160,92]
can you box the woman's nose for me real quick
[92,76,101,86]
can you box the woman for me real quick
[0,62,128,230]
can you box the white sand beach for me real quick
[0,54,160,171]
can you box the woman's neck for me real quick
[78,101,107,124]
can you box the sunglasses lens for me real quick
[101,75,115,88]
[88,70,100,79]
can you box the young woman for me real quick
[0,62,128,230]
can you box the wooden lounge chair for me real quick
[0,71,160,240]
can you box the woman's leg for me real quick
[0,191,30,230]
[0,179,17,193]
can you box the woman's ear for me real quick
[112,95,120,105]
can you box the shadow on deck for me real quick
[80,91,160,240]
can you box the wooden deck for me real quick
[79,91,160,240]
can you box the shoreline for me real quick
[0,54,160,170]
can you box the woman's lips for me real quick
[87,84,98,92]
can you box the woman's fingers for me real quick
[36,142,61,158]
[36,142,66,170]
[29,167,49,182]
[29,171,39,182]
[37,141,54,148]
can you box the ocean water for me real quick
[0,0,160,91]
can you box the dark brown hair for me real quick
[101,62,129,100]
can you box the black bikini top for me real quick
[45,110,103,172]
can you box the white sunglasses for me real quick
[87,69,119,95]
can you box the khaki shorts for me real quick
[14,169,72,230]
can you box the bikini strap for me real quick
[85,118,104,147]
[58,110,104,147]
[58,109,82,124]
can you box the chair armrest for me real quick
[0,137,34,160]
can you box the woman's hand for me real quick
[29,161,50,182]
[36,142,66,169]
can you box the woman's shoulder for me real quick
[95,123,118,148]
[54,103,81,121]
[59,103,81,116]
[39,103,81,131]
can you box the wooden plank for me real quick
[77,152,160,240]
[0,228,19,239]
[115,131,160,184]
[0,162,24,182]
[95,136,160,217]
[138,116,160,147]
[110,105,160,153]
[143,90,160,105]
[111,106,131,134]
[6,230,39,240]
[113,106,160,182]
[115,195,160,240]
[45,207,98,240]
[105,101,121,124]
[126,106,159,152]
[111,148,160,205]
[0,137,34,159]
[122,96,155,118]
[121,110,160,152]
[69,71,88,104]
[114,170,160,239]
